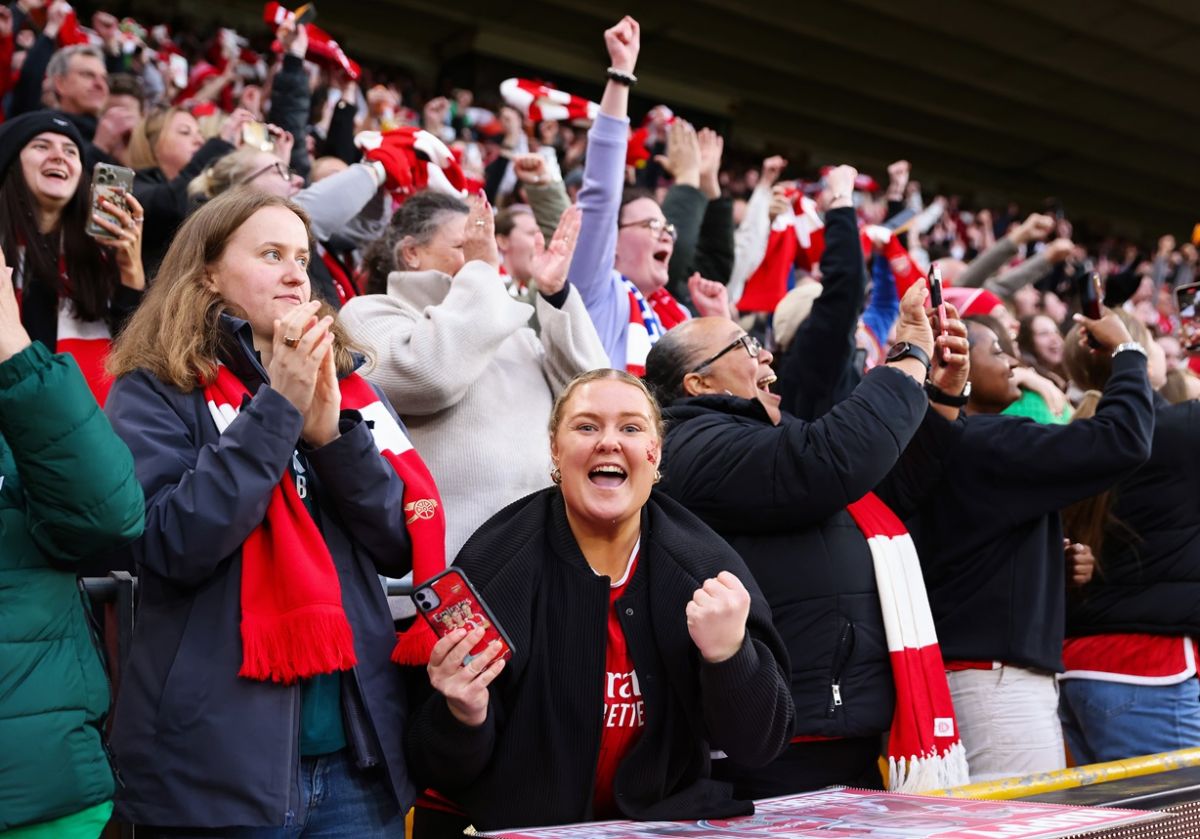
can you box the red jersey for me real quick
[592,547,645,819]
[1061,634,1198,685]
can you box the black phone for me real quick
[1080,272,1104,349]
[1177,281,1200,352]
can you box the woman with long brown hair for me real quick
[1058,310,1200,764]
[103,188,442,836]
[0,110,145,404]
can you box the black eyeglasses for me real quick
[690,334,761,373]
[618,217,678,242]
[241,160,291,186]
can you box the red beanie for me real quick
[944,287,1003,318]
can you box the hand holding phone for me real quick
[1176,281,1200,352]
[86,163,135,240]
[411,568,514,665]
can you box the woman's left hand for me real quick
[302,339,341,447]
[531,205,580,296]
[686,571,750,664]
[90,191,145,291]
[928,301,970,396]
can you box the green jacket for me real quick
[0,342,144,831]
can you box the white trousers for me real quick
[947,665,1066,783]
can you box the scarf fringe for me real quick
[888,740,970,793]
[239,608,358,684]
[391,619,439,666]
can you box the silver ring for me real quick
[475,220,486,227]
[132,217,144,226]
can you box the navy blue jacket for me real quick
[1068,395,1200,636]
[104,316,416,827]
[659,366,959,740]
[906,351,1154,673]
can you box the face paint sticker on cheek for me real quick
[646,448,657,466]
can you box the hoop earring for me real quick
[653,468,662,484]
[551,466,562,485]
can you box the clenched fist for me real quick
[686,571,750,663]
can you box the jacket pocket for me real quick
[826,619,856,718]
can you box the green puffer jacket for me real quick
[0,342,144,831]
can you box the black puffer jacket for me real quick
[1068,395,1200,636]
[659,367,959,738]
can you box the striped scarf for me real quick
[846,491,969,792]
[622,277,665,376]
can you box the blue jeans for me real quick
[147,750,405,838]
[1059,677,1200,765]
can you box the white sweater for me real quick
[339,261,610,560]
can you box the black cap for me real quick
[0,111,86,184]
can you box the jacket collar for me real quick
[386,269,452,309]
[663,393,775,425]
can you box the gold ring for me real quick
[283,335,300,348]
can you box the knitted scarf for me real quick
[622,277,665,376]
[647,287,690,331]
[846,491,969,792]
[500,78,599,123]
[735,193,825,315]
[204,366,446,682]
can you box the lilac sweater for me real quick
[566,112,632,369]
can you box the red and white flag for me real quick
[846,492,969,792]
[736,192,824,315]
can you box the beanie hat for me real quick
[0,111,86,184]
[944,286,1004,318]
[771,280,823,351]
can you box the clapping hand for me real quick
[532,206,580,296]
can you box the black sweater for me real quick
[1068,396,1200,636]
[404,489,794,831]
[906,351,1154,672]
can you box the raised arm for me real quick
[958,213,1053,289]
[565,17,640,362]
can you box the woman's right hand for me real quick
[891,281,936,363]
[428,627,506,727]
[268,301,332,416]
[1074,309,1133,353]
[603,16,640,75]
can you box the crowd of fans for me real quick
[3,5,1200,838]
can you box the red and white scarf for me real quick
[622,277,665,376]
[204,366,447,682]
[647,287,690,331]
[500,78,599,123]
[736,193,825,315]
[846,492,969,792]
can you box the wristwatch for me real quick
[885,342,931,375]
[1111,342,1147,359]
[925,380,971,407]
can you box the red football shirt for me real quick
[592,548,645,818]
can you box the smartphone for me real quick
[929,263,948,362]
[242,121,274,152]
[411,568,514,665]
[1177,281,1200,352]
[86,163,135,239]
[293,2,317,24]
[1080,272,1104,349]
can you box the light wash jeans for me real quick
[947,665,1066,783]
[1059,677,1200,765]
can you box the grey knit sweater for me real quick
[339,261,610,560]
